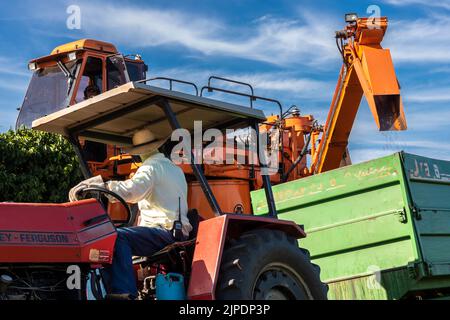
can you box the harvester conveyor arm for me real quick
[311,17,407,174]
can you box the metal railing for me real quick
[200,75,283,117]
[137,77,199,96]
[138,75,284,117]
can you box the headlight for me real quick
[345,13,358,23]
[67,52,77,61]
[28,62,38,71]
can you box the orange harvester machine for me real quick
[21,15,406,221]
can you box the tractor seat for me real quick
[133,209,200,265]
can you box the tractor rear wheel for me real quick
[216,229,328,300]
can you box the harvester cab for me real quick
[16,39,148,182]
[16,39,147,129]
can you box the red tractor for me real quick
[1,39,327,300]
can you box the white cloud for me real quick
[151,67,333,99]
[0,56,30,77]
[430,66,450,74]
[0,79,28,92]
[77,3,339,66]
[349,139,450,163]
[404,88,450,103]
[406,108,450,131]
[401,139,450,153]
[382,0,450,10]
[350,106,450,146]
[385,14,450,63]
[347,99,450,164]
[365,137,450,153]
[228,73,332,96]
[0,57,30,93]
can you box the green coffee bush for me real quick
[0,128,83,202]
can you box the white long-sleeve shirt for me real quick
[107,153,192,237]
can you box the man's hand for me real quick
[68,175,105,202]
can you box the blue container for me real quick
[155,273,186,300]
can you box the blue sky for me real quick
[1,0,449,163]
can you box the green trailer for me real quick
[251,152,450,299]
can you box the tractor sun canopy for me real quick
[31,81,278,217]
[32,81,266,146]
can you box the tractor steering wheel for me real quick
[77,186,133,227]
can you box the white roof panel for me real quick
[32,82,266,146]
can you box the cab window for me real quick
[75,57,103,103]
[107,55,129,90]
[125,61,146,81]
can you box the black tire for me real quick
[216,229,328,300]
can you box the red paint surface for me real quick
[187,214,305,300]
[0,199,117,264]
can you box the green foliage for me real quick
[0,128,83,203]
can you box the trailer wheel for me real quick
[216,229,328,300]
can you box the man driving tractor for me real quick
[69,128,192,299]
[83,84,101,100]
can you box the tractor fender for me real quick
[187,214,305,300]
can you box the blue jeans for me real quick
[102,226,176,298]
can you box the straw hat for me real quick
[124,128,169,155]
